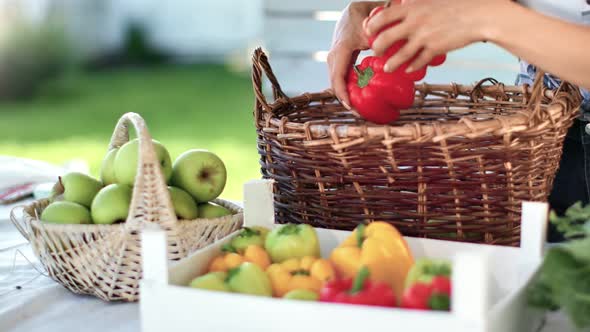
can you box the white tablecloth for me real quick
[0,202,138,332]
[0,202,577,332]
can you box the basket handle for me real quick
[472,70,580,123]
[10,205,31,242]
[107,113,178,231]
[527,69,546,120]
[251,48,289,115]
[527,69,581,123]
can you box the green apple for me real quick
[189,272,231,292]
[114,138,172,186]
[198,202,233,219]
[168,186,198,220]
[91,184,132,224]
[100,148,118,185]
[41,201,92,224]
[226,262,272,297]
[56,172,103,208]
[171,150,227,203]
[283,289,319,301]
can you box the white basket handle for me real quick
[107,113,178,232]
[10,205,30,242]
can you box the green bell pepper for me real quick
[265,224,320,263]
[189,263,272,297]
[404,258,451,289]
[230,226,270,252]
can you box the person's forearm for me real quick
[485,1,590,89]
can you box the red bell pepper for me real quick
[319,266,397,307]
[429,54,447,67]
[401,276,452,311]
[347,3,450,124]
[347,56,414,124]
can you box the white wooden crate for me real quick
[140,179,546,332]
[262,0,519,95]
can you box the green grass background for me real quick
[0,65,261,201]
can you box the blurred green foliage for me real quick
[0,64,260,201]
[122,22,168,65]
[85,22,169,70]
[0,21,70,100]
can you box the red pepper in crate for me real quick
[401,276,452,311]
[347,56,415,124]
[319,266,397,307]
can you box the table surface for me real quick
[0,202,138,332]
[0,201,577,332]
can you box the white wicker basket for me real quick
[10,112,243,302]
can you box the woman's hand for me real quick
[328,1,383,109]
[365,0,502,73]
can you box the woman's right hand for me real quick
[328,1,384,110]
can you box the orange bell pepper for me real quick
[266,256,336,297]
[208,244,271,272]
[330,222,414,297]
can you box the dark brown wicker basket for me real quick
[252,48,581,246]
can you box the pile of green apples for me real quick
[41,139,233,225]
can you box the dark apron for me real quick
[547,117,590,242]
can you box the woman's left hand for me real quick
[364,0,503,73]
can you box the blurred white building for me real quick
[2,0,263,60]
[3,0,523,94]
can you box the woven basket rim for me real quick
[260,88,575,141]
[21,197,242,233]
[252,48,582,141]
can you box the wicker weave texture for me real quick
[11,113,242,301]
[252,48,581,246]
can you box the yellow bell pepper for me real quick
[266,256,336,297]
[208,244,271,272]
[329,222,414,297]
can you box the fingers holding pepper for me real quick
[327,1,384,108]
[364,0,491,73]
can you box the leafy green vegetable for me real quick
[526,278,558,311]
[527,202,590,329]
[550,201,590,239]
